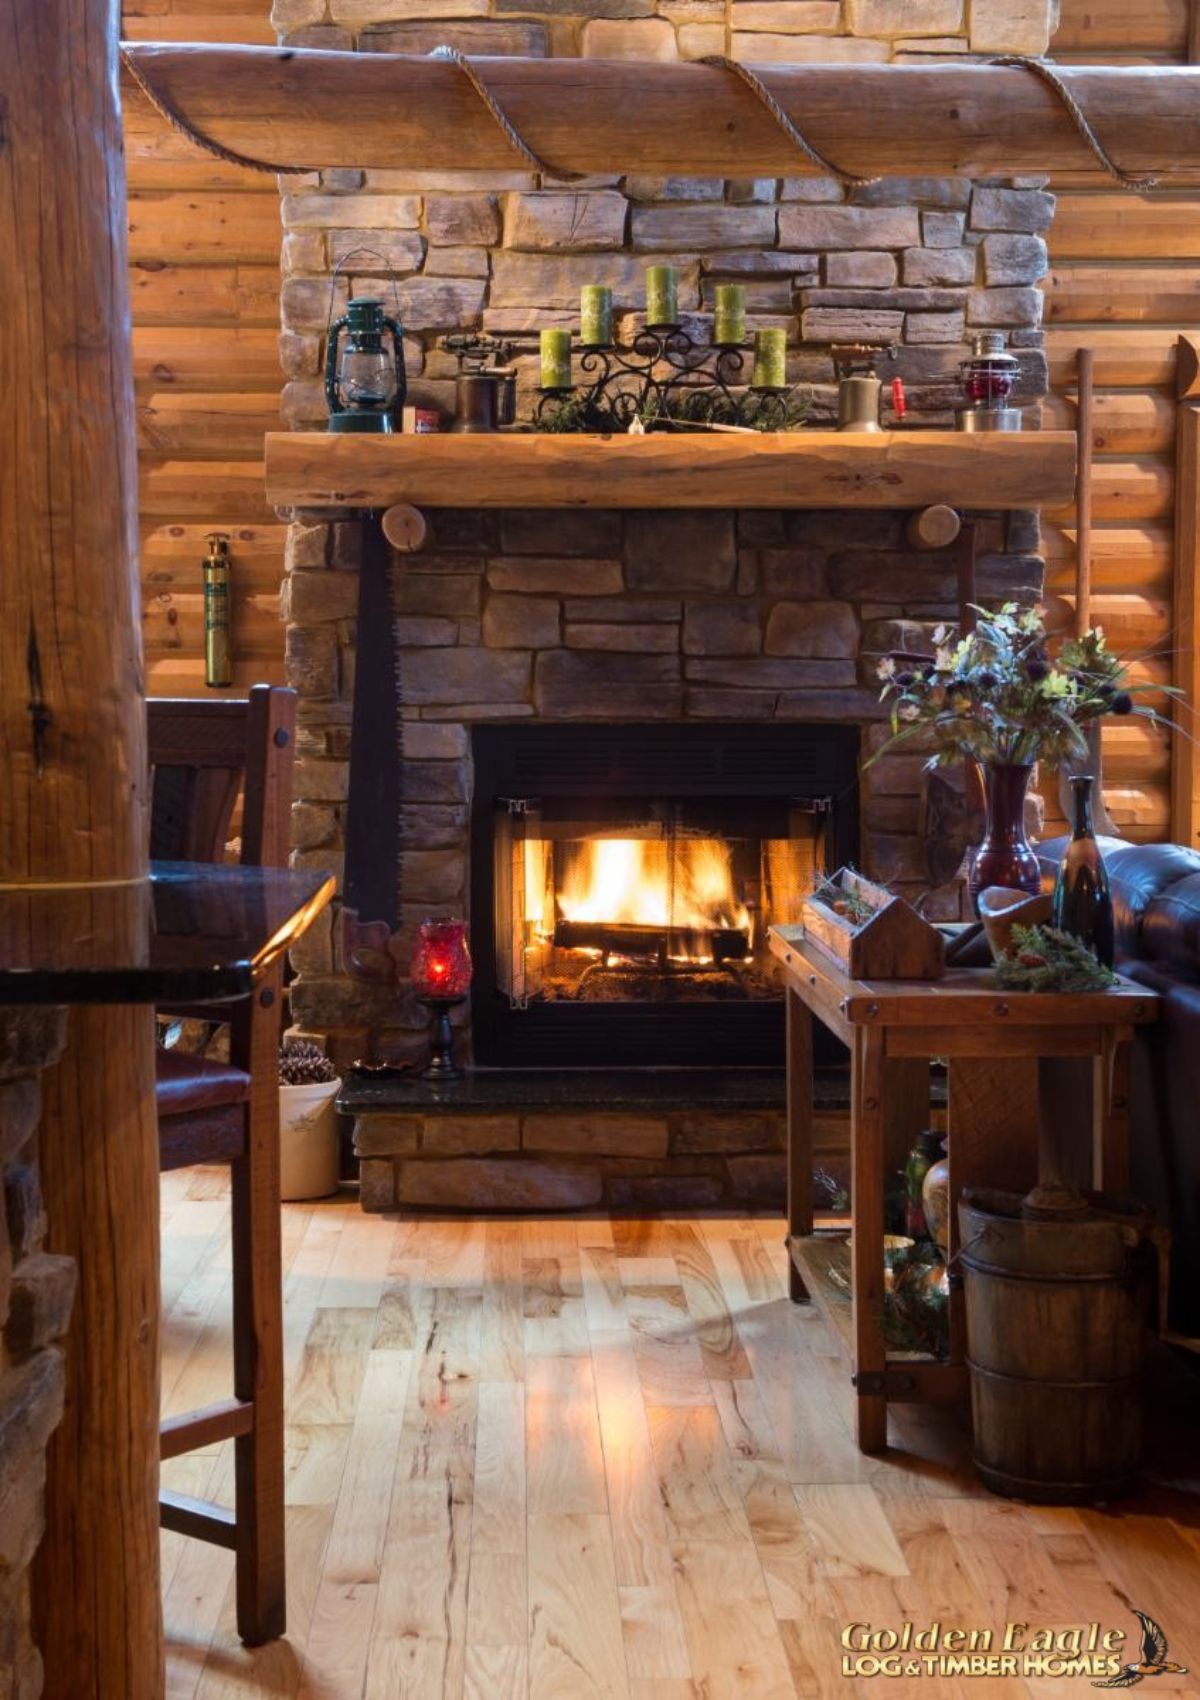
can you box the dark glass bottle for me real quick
[1053,774,1115,967]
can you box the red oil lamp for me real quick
[411,919,472,1077]
[957,331,1023,433]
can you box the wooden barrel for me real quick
[959,1189,1153,1503]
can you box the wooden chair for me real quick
[149,685,296,1646]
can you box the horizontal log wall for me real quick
[125,0,284,696]
[1042,0,1197,842]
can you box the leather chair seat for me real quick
[156,1046,252,1116]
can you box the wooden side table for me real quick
[768,924,1158,1453]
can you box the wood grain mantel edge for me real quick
[264,429,1078,512]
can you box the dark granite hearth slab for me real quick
[340,1066,831,1117]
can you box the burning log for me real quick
[553,918,750,963]
[554,919,668,958]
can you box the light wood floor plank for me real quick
[528,1513,630,1700]
[159,1187,1199,1700]
[526,1353,609,1519]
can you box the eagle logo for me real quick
[1093,1612,1188,1688]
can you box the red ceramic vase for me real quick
[410,918,473,1000]
[966,762,1042,916]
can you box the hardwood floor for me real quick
[159,1170,1200,1699]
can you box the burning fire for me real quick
[554,836,750,935]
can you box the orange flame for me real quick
[555,837,750,934]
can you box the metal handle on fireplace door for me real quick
[792,796,837,878]
[499,797,538,1012]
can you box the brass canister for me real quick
[203,531,233,687]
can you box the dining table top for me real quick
[0,861,336,1005]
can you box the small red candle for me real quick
[410,918,472,1000]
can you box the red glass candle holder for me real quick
[410,918,472,1000]
[411,919,472,1078]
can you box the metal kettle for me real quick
[443,335,517,433]
[831,342,897,433]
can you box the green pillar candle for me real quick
[540,327,573,390]
[645,264,679,329]
[751,326,787,389]
[580,284,613,348]
[712,283,746,347]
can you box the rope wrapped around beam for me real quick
[120,45,1163,191]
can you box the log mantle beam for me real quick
[265,429,1079,513]
[121,48,1200,180]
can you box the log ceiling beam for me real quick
[121,47,1200,179]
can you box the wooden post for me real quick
[1,0,163,1695]
[1075,347,1095,637]
[1171,335,1200,849]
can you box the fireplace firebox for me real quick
[469,723,858,1068]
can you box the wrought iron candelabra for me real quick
[533,325,799,433]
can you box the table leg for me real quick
[786,987,814,1303]
[883,1056,930,1222]
[851,1026,888,1452]
[1095,1026,1132,1196]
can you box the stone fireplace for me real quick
[471,719,857,1068]
[272,0,1059,1207]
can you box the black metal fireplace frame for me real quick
[469,721,859,1069]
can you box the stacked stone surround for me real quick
[356,1104,852,1213]
[272,0,1058,65]
[0,1009,74,1700]
[272,0,1057,1207]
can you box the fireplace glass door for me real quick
[470,723,859,1069]
[494,798,821,1011]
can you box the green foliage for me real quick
[872,602,1177,769]
[884,1243,950,1358]
[992,924,1118,993]
[533,383,812,434]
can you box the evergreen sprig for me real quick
[992,924,1118,993]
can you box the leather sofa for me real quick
[1039,836,1200,1335]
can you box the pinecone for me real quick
[279,1038,339,1087]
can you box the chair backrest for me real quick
[148,686,296,869]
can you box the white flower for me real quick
[898,701,921,723]
[877,656,896,681]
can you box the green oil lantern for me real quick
[324,295,406,433]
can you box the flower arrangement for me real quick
[874,602,1170,768]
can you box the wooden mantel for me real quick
[122,49,1200,180]
[264,429,1078,512]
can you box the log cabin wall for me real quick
[123,0,285,697]
[121,0,1200,852]
[1042,0,1200,843]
